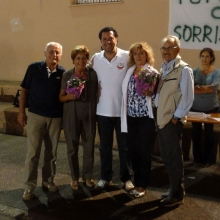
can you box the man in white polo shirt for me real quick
[89,26,133,191]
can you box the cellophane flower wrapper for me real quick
[66,76,86,99]
[134,64,158,96]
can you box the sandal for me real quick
[134,190,146,198]
[71,180,79,190]
[130,189,139,195]
[85,179,95,187]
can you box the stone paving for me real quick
[1,133,220,220]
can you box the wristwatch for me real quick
[173,115,180,121]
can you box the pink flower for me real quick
[134,64,158,96]
[66,75,86,99]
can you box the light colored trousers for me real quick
[23,112,62,190]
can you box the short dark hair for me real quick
[199,48,215,64]
[98,27,118,40]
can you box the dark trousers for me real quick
[127,116,156,188]
[192,123,215,164]
[64,118,95,181]
[158,120,184,199]
[191,107,217,165]
[97,115,131,182]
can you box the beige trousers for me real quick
[23,112,62,190]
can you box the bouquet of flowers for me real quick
[66,74,86,99]
[134,64,158,96]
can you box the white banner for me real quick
[169,0,220,50]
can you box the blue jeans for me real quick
[97,115,131,182]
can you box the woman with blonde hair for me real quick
[121,42,159,197]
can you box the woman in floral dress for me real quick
[121,42,159,198]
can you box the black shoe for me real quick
[160,196,184,207]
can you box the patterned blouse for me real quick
[127,75,148,117]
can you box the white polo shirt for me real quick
[90,48,128,117]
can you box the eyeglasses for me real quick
[160,46,179,52]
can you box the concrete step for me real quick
[0,102,97,145]
[0,102,70,143]
[0,81,21,100]
[0,102,26,135]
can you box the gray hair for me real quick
[45,42,63,53]
[161,35,180,47]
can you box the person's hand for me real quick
[171,118,178,125]
[67,93,76,101]
[17,112,27,127]
[98,81,102,98]
[142,89,154,97]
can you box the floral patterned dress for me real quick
[127,75,148,117]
